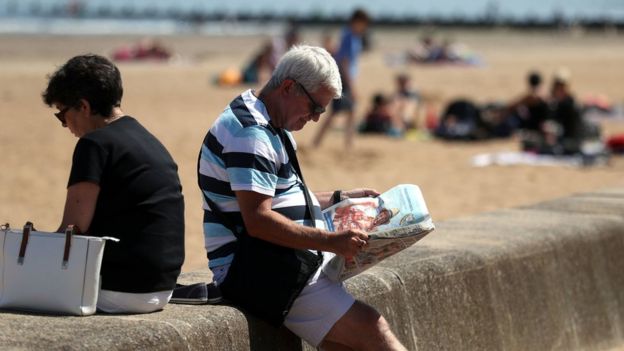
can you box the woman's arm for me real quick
[57,181,100,233]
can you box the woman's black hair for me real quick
[42,54,123,117]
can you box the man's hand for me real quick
[343,188,380,199]
[327,229,369,259]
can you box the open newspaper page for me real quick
[322,184,435,281]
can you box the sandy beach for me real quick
[0,28,622,271]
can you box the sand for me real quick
[0,28,622,272]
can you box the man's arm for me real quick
[57,181,100,233]
[314,191,335,209]
[236,190,368,258]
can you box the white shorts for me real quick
[97,289,173,314]
[283,268,355,347]
[212,252,355,347]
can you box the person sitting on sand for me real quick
[507,71,549,132]
[218,26,301,87]
[359,93,404,137]
[240,40,275,84]
[392,73,422,129]
[548,69,586,154]
[523,68,595,155]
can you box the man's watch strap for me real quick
[332,190,342,205]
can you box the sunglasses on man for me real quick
[296,82,326,115]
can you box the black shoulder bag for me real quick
[207,129,323,326]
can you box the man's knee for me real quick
[357,304,394,340]
[354,302,385,329]
[323,301,392,348]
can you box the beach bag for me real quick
[435,99,487,140]
[0,222,118,315]
[219,235,323,326]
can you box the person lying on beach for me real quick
[386,35,483,67]
[112,38,172,62]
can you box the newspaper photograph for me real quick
[322,184,435,281]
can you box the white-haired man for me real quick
[198,45,407,350]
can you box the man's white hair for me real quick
[265,45,342,98]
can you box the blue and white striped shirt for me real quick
[198,89,325,269]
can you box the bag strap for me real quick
[277,129,317,227]
[17,222,33,265]
[277,130,322,258]
[17,222,78,269]
[62,225,80,269]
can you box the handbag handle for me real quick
[62,225,81,269]
[17,222,80,269]
[17,222,34,265]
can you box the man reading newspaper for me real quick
[197,45,408,350]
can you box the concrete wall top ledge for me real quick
[1,186,623,351]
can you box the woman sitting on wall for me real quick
[42,54,185,313]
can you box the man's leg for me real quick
[320,300,407,351]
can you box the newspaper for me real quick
[322,184,435,281]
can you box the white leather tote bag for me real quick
[0,222,118,315]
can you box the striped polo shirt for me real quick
[198,89,325,269]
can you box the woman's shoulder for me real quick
[80,116,157,151]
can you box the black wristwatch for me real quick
[331,190,342,205]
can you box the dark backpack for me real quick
[435,100,487,140]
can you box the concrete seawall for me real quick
[1,187,623,350]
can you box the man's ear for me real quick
[279,78,296,96]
